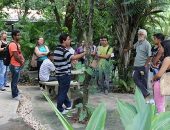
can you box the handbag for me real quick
[160,72,170,95]
[30,53,38,68]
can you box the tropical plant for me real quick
[108,0,169,80]
[117,87,170,130]
[42,91,107,130]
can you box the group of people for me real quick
[125,29,170,113]
[38,34,114,114]
[0,30,25,100]
[2,28,169,114]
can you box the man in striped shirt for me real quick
[54,33,86,114]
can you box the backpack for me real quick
[3,42,18,66]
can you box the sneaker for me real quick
[61,109,68,115]
[0,87,6,91]
[13,95,21,101]
[18,89,23,94]
[5,83,10,87]
[146,99,155,104]
[66,104,72,110]
[40,87,44,91]
[104,90,108,95]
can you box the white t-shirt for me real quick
[39,59,55,81]
[67,47,75,55]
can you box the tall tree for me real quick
[109,0,168,80]
[64,0,77,33]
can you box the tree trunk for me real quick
[82,0,94,108]
[64,1,76,33]
[49,0,61,28]
[23,0,29,19]
[82,71,91,106]
[114,2,140,80]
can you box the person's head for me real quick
[0,31,7,41]
[100,36,108,46]
[138,29,147,41]
[59,33,71,47]
[37,37,44,46]
[11,30,20,41]
[47,52,54,61]
[153,33,165,45]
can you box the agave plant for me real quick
[117,88,170,130]
[42,91,107,130]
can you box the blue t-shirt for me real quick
[37,45,48,61]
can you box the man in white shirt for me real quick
[39,52,56,82]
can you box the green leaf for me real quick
[151,112,170,130]
[42,91,74,130]
[126,105,152,130]
[79,109,87,122]
[119,79,128,90]
[85,67,94,76]
[75,62,85,82]
[117,100,137,127]
[134,87,147,112]
[85,103,106,130]
[150,104,157,121]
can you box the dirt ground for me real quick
[0,85,135,130]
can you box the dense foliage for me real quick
[0,0,170,88]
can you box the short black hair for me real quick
[59,33,70,44]
[47,52,54,57]
[11,30,20,39]
[100,35,108,41]
[153,33,165,42]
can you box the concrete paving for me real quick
[0,87,19,125]
[3,84,170,130]
[0,85,135,130]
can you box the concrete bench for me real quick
[39,80,80,98]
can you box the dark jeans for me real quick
[9,65,22,98]
[133,66,149,97]
[57,74,71,112]
[37,60,43,82]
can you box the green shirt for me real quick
[98,45,113,69]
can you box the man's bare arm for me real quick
[13,51,24,66]
[152,48,164,66]
[98,54,111,59]
[71,52,86,60]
